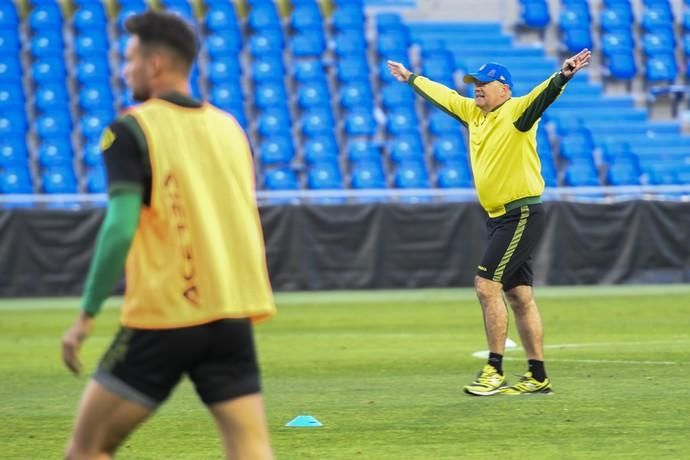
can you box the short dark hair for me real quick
[125,10,198,70]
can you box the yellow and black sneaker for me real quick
[500,371,553,395]
[463,364,507,396]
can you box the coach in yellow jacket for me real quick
[388,49,590,396]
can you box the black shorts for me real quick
[94,318,260,409]
[476,203,545,291]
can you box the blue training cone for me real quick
[285,415,323,427]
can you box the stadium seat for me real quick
[249,31,284,58]
[297,81,331,110]
[79,84,115,112]
[0,82,24,111]
[209,81,244,110]
[257,108,292,137]
[73,4,107,32]
[79,112,111,143]
[428,111,461,138]
[394,161,429,189]
[42,167,79,194]
[82,140,102,167]
[74,33,109,60]
[36,114,71,139]
[436,161,473,188]
[606,158,641,185]
[303,136,339,165]
[563,160,600,186]
[28,4,63,32]
[642,30,674,56]
[263,167,299,190]
[259,135,295,166]
[336,55,369,83]
[377,27,410,58]
[601,30,634,57]
[641,6,673,33]
[559,130,594,162]
[248,2,280,31]
[0,167,33,194]
[375,12,402,33]
[293,60,327,83]
[117,5,148,32]
[389,134,424,164]
[605,51,637,80]
[347,140,381,164]
[645,53,677,82]
[291,28,326,58]
[519,0,550,28]
[562,26,593,52]
[386,108,419,135]
[291,2,322,31]
[85,166,107,193]
[333,3,365,31]
[0,137,28,168]
[334,28,367,56]
[254,82,288,110]
[204,4,239,34]
[432,134,467,164]
[344,108,377,137]
[35,84,69,113]
[250,55,284,83]
[600,5,633,33]
[207,59,242,85]
[0,1,19,27]
[205,32,243,59]
[381,83,415,111]
[301,109,335,138]
[76,58,111,84]
[31,58,67,85]
[37,137,74,168]
[0,57,22,84]
[29,31,64,58]
[0,111,27,136]
[307,161,343,190]
[350,160,387,189]
[339,81,373,111]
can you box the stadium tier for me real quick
[0,0,689,200]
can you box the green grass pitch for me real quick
[1,285,689,459]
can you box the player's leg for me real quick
[474,276,509,356]
[189,319,273,459]
[208,393,273,460]
[505,284,543,361]
[65,380,153,460]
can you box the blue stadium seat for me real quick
[0,82,24,111]
[257,108,292,137]
[601,30,634,57]
[389,134,424,164]
[642,30,675,56]
[82,140,102,167]
[297,81,331,110]
[601,140,634,163]
[249,31,284,58]
[42,167,78,194]
[35,84,69,113]
[263,167,299,190]
[74,33,109,60]
[336,55,369,83]
[303,135,339,164]
[0,1,19,27]
[73,4,107,32]
[300,109,335,138]
[376,12,402,33]
[432,134,467,164]
[117,5,148,32]
[248,2,280,31]
[428,111,461,137]
[563,160,600,186]
[307,161,343,190]
[645,164,679,185]
[259,135,294,166]
[641,6,673,33]
[420,50,456,84]
[80,112,111,143]
[381,83,415,111]
[436,161,473,188]
[291,28,326,58]
[645,53,677,82]
[339,81,373,111]
[559,2,591,28]
[31,58,67,85]
[0,111,27,136]
[562,26,593,52]
[0,137,28,168]
[29,30,64,58]
[207,59,242,85]
[386,108,419,135]
[394,161,429,189]
[293,60,327,83]
[0,167,33,193]
[36,114,71,139]
[541,161,558,187]
[291,2,322,31]
[205,32,243,59]
[377,27,410,58]
[254,82,288,110]
[600,5,633,32]
[0,57,22,84]
[606,158,641,185]
[250,55,284,83]
[76,58,111,84]
[334,28,367,56]
[519,0,550,28]
[333,3,365,31]
[344,108,377,137]
[37,137,73,168]
[28,4,63,31]
[559,130,594,162]
[204,4,239,34]
[347,140,381,164]
[85,166,107,193]
[79,84,114,112]
[350,160,387,189]
[209,81,243,111]
[605,50,637,80]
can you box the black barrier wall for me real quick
[1,201,689,296]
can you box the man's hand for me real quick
[62,312,94,375]
[561,49,591,78]
[387,60,412,82]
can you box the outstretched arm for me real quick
[386,60,474,122]
[513,49,591,132]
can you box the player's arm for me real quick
[62,117,148,375]
[513,49,591,132]
[387,60,474,123]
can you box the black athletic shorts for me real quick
[94,318,260,409]
[476,203,545,291]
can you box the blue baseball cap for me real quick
[463,62,513,89]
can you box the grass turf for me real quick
[1,285,689,459]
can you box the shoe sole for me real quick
[501,388,554,396]
[463,387,506,396]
